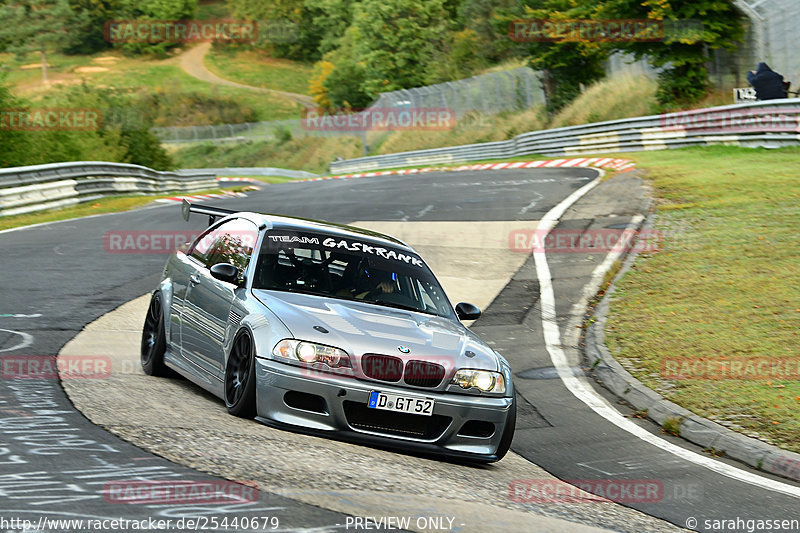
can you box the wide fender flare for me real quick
[155,279,174,337]
[226,309,293,368]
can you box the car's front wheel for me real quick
[225,330,257,418]
[141,292,168,376]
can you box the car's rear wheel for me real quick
[225,330,257,418]
[141,292,168,376]
[494,397,517,461]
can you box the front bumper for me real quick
[254,357,514,461]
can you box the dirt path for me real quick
[178,42,315,109]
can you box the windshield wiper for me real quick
[363,300,433,315]
[259,288,445,317]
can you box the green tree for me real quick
[65,0,121,54]
[227,0,300,20]
[316,26,372,109]
[0,80,32,168]
[0,0,87,84]
[304,0,354,55]
[596,0,744,106]
[90,87,174,169]
[115,0,197,57]
[0,82,173,169]
[498,0,609,112]
[457,0,521,64]
[228,0,322,61]
[324,57,371,109]
[351,0,449,96]
[425,29,486,84]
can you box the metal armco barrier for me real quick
[329,99,800,174]
[0,162,217,217]
[175,167,317,179]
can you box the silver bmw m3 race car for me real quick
[141,201,516,462]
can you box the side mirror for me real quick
[455,302,481,321]
[210,263,240,285]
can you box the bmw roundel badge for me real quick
[397,346,410,354]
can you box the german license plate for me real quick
[368,391,434,416]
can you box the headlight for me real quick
[451,369,506,393]
[272,339,351,369]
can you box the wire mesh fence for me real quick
[151,119,344,144]
[736,0,800,88]
[367,67,543,117]
[152,67,544,145]
[155,1,800,146]
[610,1,800,91]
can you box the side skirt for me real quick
[164,349,225,399]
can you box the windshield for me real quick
[252,231,455,318]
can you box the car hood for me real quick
[252,289,501,373]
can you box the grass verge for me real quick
[606,146,800,453]
[204,47,313,95]
[172,135,364,174]
[549,75,658,129]
[1,50,302,122]
[0,189,225,231]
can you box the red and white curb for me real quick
[155,190,250,204]
[216,177,263,184]
[156,179,263,204]
[216,177,263,190]
[306,158,635,182]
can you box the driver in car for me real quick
[356,268,396,299]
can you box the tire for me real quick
[493,396,517,461]
[224,330,257,418]
[141,292,168,376]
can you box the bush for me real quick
[273,125,293,145]
[0,81,173,170]
[137,90,258,127]
[173,135,363,174]
[113,0,198,58]
[549,76,658,129]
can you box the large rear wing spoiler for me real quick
[181,199,238,225]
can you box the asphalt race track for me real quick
[1,168,798,532]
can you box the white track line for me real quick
[533,171,800,499]
[0,203,172,235]
[0,329,34,352]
